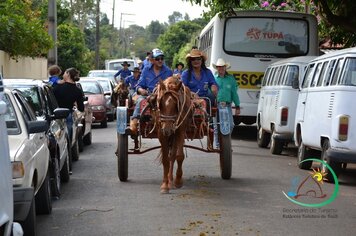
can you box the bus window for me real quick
[331,58,345,85]
[339,58,356,86]
[302,64,315,88]
[310,62,322,87]
[323,60,336,86]
[317,61,329,86]
[224,17,309,57]
[284,65,299,86]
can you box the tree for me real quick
[168,11,183,25]
[0,0,53,59]
[145,20,167,42]
[57,23,91,75]
[158,20,201,67]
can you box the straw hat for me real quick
[212,58,231,69]
[185,49,207,61]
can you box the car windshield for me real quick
[98,80,110,91]
[81,81,102,94]
[88,71,116,78]
[3,94,20,135]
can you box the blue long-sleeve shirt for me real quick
[181,68,218,97]
[114,68,132,80]
[125,75,140,90]
[136,64,173,93]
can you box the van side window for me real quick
[339,57,356,86]
[273,66,282,86]
[302,64,315,88]
[267,68,276,86]
[317,61,329,86]
[284,65,299,86]
[330,58,344,85]
[310,62,322,87]
[323,59,336,86]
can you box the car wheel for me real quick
[101,119,108,128]
[320,140,341,183]
[83,131,92,145]
[257,125,270,148]
[20,194,36,236]
[60,143,71,183]
[78,130,84,152]
[35,170,52,214]
[50,152,61,198]
[297,141,312,170]
[270,130,284,155]
[71,140,80,161]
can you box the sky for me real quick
[100,0,209,28]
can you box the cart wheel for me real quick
[219,133,232,180]
[117,133,128,181]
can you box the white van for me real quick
[105,58,137,71]
[257,56,317,154]
[0,74,23,236]
[295,47,356,181]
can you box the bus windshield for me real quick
[224,17,309,57]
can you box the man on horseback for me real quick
[124,66,141,97]
[126,48,173,136]
[114,61,132,83]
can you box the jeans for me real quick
[132,95,147,119]
[66,112,73,143]
[213,102,234,148]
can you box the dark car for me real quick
[4,79,72,198]
[78,78,108,128]
[75,82,93,152]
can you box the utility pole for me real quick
[48,0,57,67]
[112,0,115,27]
[95,0,100,69]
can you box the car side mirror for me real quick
[27,120,49,134]
[52,108,70,119]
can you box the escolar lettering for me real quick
[232,72,263,88]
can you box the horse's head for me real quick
[112,80,129,107]
[156,77,183,136]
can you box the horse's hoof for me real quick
[175,180,183,189]
[160,188,169,194]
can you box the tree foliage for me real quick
[57,23,91,75]
[158,20,202,67]
[0,0,53,59]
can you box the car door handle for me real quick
[302,102,306,104]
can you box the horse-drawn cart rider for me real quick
[114,61,132,83]
[181,48,218,111]
[127,48,173,136]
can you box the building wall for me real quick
[0,50,47,80]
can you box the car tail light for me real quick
[339,116,349,141]
[281,107,288,126]
[12,161,25,179]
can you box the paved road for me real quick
[37,122,356,236]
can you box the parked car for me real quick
[75,82,93,152]
[78,78,108,128]
[3,88,51,235]
[85,77,116,121]
[4,79,72,198]
[87,70,117,85]
[0,76,23,236]
[256,56,316,154]
[294,47,356,182]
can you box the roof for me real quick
[268,56,318,67]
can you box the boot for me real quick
[126,118,138,136]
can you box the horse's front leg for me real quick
[168,159,174,189]
[175,138,185,189]
[160,148,170,194]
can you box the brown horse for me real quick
[111,80,129,107]
[153,76,193,193]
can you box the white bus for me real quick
[198,10,319,125]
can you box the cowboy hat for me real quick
[121,61,130,66]
[212,58,231,69]
[185,49,207,61]
[175,62,184,68]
